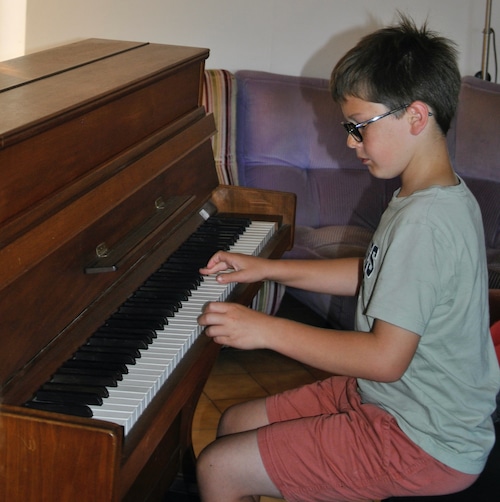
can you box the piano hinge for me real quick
[199,201,217,220]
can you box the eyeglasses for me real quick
[342,104,410,142]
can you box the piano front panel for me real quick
[0,404,122,502]
[0,124,220,399]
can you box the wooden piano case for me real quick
[0,40,295,501]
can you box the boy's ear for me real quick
[406,101,432,135]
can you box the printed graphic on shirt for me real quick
[364,242,379,278]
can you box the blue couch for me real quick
[203,70,500,328]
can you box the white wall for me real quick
[21,0,499,79]
[0,0,27,60]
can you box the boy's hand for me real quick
[198,301,271,350]
[199,251,266,285]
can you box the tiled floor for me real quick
[190,293,330,502]
[191,347,330,502]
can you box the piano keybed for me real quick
[25,216,277,435]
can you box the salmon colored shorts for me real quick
[257,376,477,502]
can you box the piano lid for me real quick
[0,40,209,237]
[0,39,147,92]
[0,39,209,140]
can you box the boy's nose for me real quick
[346,134,359,149]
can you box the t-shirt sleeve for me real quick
[362,222,452,335]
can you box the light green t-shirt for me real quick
[356,179,500,475]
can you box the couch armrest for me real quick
[202,70,238,185]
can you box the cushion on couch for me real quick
[454,76,500,182]
[235,70,392,229]
[453,77,500,270]
[464,178,500,266]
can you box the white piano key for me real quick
[92,219,276,435]
[90,409,134,429]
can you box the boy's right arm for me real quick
[199,251,363,297]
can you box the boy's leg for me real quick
[217,396,269,437]
[197,397,282,501]
[197,377,352,501]
[197,426,283,501]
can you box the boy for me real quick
[196,16,500,502]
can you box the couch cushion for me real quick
[465,177,500,254]
[245,164,398,230]
[454,76,500,182]
[235,70,358,183]
[285,225,373,260]
[283,223,372,330]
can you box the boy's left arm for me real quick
[199,303,419,382]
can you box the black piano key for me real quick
[41,382,109,398]
[123,298,178,312]
[133,289,185,304]
[169,249,218,258]
[24,400,93,418]
[156,266,203,280]
[50,373,118,387]
[140,281,192,296]
[134,290,187,306]
[156,261,200,273]
[85,336,149,350]
[57,365,123,379]
[148,268,201,280]
[34,389,103,406]
[79,344,141,358]
[61,359,129,375]
[72,350,137,365]
[118,305,175,319]
[166,256,208,266]
[105,316,167,331]
[131,290,184,304]
[139,281,198,294]
[95,326,157,342]
[104,317,165,330]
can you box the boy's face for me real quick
[341,96,414,180]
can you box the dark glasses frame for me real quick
[341,104,410,142]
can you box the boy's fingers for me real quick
[199,301,227,322]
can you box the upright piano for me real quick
[0,39,295,501]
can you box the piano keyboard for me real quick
[25,217,276,435]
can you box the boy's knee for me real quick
[196,441,223,487]
[195,444,211,478]
[217,398,269,437]
[217,405,237,437]
[196,444,219,500]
